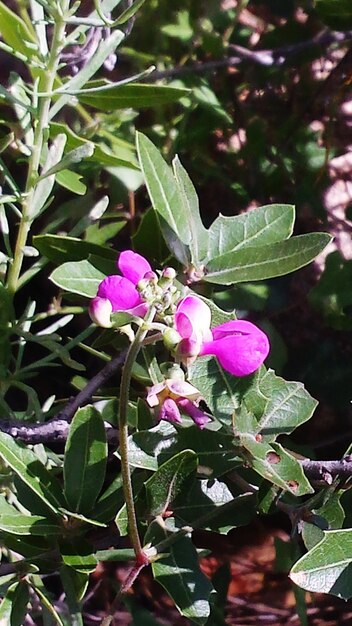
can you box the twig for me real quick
[56,350,126,421]
[0,350,126,443]
[301,456,352,485]
[0,418,118,444]
[145,29,352,81]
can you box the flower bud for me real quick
[162,267,176,280]
[163,328,182,351]
[89,297,112,328]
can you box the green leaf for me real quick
[172,156,208,264]
[50,29,125,119]
[56,169,87,195]
[91,474,124,523]
[144,450,197,516]
[39,143,94,180]
[60,539,98,573]
[205,233,332,284]
[0,581,29,626]
[132,207,170,265]
[29,581,65,626]
[173,478,256,533]
[50,122,138,169]
[79,83,190,110]
[189,355,252,426]
[127,423,240,478]
[242,368,318,442]
[136,132,190,264]
[114,0,146,25]
[49,260,106,297]
[64,406,107,514]
[0,514,61,536]
[206,204,295,260]
[0,2,37,60]
[302,492,345,551]
[238,431,313,495]
[146,519,214,624]
[59,565,89,604]
[34,234,116,265]
[290,529,352,599]
[0,433,64,516]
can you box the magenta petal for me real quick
[97,275,141,312]
[177,398,211,429]
[159,398,182,424]
[175,295,212,342]
[201,322,270,377]
[117,250,152,285]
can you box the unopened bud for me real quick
[89,297,112,328]
[163,328,182,351]
[143,271,158,282]
[162,267,176,280]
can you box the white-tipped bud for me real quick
[89,297,112,328]
[162,267,176,280]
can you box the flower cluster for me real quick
[89,250,152,327]
[89,250,270,427]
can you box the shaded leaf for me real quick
[79,83,190,110]
[144,450,197,516]
[146,519,214,625]
[0,433,64,516]
[64,406,107,513]
[34,234,116,265]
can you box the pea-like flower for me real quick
[146,378,211,429]
[175,295,270,377]
[89,250,151,326]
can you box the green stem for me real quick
[119,306,156,559]
[6,0,70,297]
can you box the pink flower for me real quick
[146,378,211,429]
[175,295,270,377]
[89,250,151,326]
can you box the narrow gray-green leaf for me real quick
[50,260,106,297]
[172,156,208,264]
[290,530,352,599]
[114,0,146,24]
[206,204,295,260]
[39,142,94,180]
[64,405,107,514]
[205,233,332,284]
[31,133,66,218]
[0,433,64,515]
[79,83,190,110]
[50,29,125,119]
[136,132,190,264]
